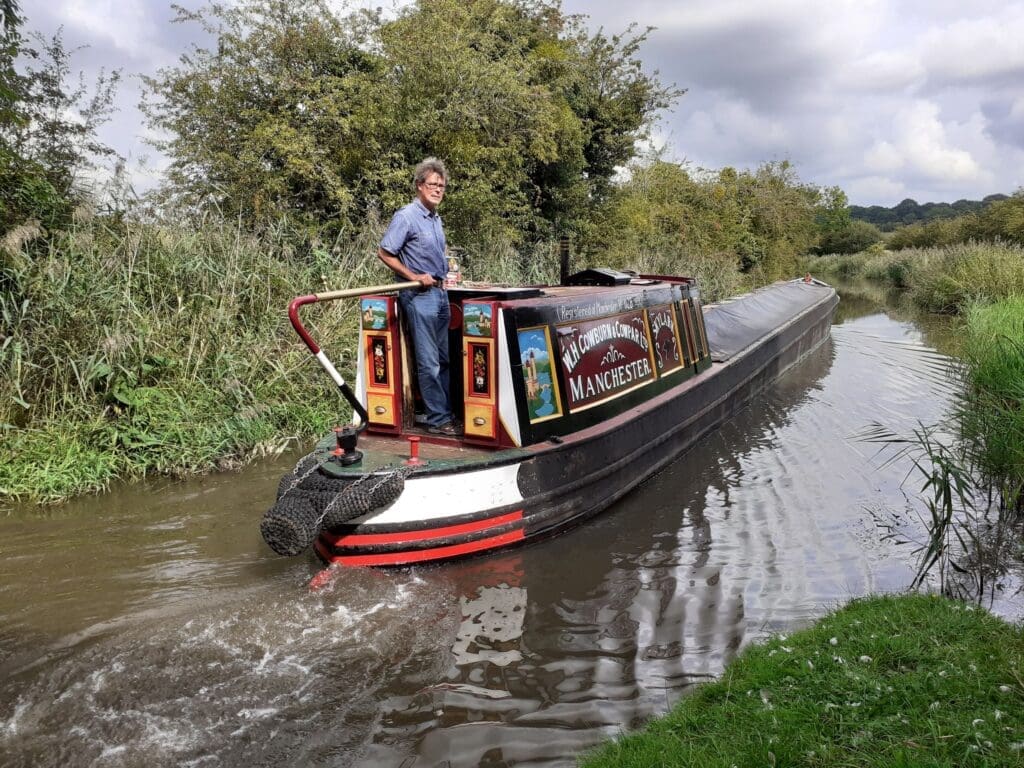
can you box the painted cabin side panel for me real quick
[360,296,402,433]
[504,282,713,445]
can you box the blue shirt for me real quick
[380,198,447,281]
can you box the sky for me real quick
[22,0,1024,207]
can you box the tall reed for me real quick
[807,241,1024,314]
[960,297,1024,513]
[2,218,380,503]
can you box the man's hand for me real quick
[379,248,436,288]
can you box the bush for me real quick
[587,158,819,291]
[816,219,883,255]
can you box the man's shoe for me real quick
[427,421,463,436]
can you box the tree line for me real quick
[850,195,1009,232]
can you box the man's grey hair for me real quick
[414,157,448,188]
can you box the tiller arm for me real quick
[288,281,420,432]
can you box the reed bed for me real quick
[2,219,378,504]
[810,241,1024,314]
[961,298,1024,512]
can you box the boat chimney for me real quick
[558,235,571,286]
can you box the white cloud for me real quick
[55,0,164,61]
[844,175,908,204]
[895,101,984,181]
[864,141,904,174]
[920,7,1024,85]
[838,50,926,92]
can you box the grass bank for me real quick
[1,217,751,506]
[581,593,1024,767]
[1,219,369,504]
[961,298,1024,512]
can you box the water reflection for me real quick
[2,294,1016,767]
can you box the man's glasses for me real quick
[420,181,447,190]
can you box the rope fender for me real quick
[260,459,413,556]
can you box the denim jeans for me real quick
[399,287,452,426]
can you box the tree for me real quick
[1,0,22,125]
[142,0,382,234]
[0,0,31,235]
[142,0,677,243]
[1,19,121,235]
[815,185,850,234]
[588,155,822,285]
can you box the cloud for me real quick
[982,95,1024,149]
[920,6,1024,86]
[889,101,981,181]
[844,175,908,204]
[837,50,926,92]
[863,141,904,174]
[56,1,155,60]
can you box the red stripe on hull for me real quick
[315,529,525,567]
[320,510,523,547]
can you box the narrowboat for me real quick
[259,268,839,568]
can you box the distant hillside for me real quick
[850,194,1009,231]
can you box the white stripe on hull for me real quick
[354,463,525,525]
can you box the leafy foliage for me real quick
[142,0,678,244]
[0,23,120,236]
[587,157,821,289]
[0,0,21,126]
[816,218,883,255]
[881,191,1024,250]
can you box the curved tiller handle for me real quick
[288,281,421,431]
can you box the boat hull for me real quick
[314,285,838,566]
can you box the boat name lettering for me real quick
[556,308,657,409]
[649,307,674,339]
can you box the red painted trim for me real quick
[321,510,523,547]
[288,294,321,354]
[321,529,525,567]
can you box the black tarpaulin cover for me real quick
[703,280,833,362]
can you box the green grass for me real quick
[960,298,1024,512]
[581,594,1024,767]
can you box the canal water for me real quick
[1,285,1020,767]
